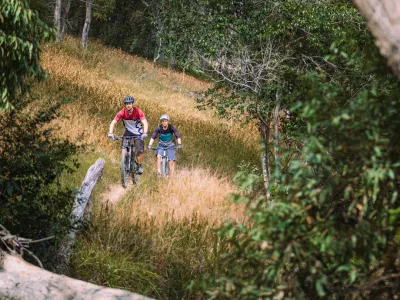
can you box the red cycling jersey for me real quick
[114,107,146,135]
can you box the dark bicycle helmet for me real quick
[123,95,135,104]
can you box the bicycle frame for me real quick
[151,145,179,178]
[114,135,141,187]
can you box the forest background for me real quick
[1,0,400,299]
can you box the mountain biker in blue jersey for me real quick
[108,96,148,174]
[148,114,182,176]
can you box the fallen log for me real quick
[56,158,105,274]
[0,253,152,299]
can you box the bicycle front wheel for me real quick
[160,157,168,178]
[120,152,130,187]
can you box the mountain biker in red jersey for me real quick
[108,96,148,174]
[148,114,182,176]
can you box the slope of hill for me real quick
[32,36,260,298]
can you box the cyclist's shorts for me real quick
[156,147,176,161]
[134,138,144,154]
[122,132,144,154]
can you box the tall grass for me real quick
[33,36,259,298]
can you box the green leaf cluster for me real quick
[0,0,54,110]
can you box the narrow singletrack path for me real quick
[100,184,127,204]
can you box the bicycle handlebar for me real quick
[150,146,181,150]
[112,135,142,141]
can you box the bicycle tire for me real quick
[131,159,140,185]
[160,157,168,177]
[132,171,140,184]
[120,152,130,187]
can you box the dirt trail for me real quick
[100,184,127,204]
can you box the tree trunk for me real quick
[54,0,62,42]
[60,0,72,42]
[55,158,105,275]
[201,55,206,72]
[0,253,152,299]
[273,94,281,169]
[218,48,223,72]
[169,54,176,70]
[353,0,400,79]
[153,3,165,65]
[82,0,92,49]
[260,117,271,199]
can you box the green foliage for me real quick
[0,0,54,110]
[27,0,50,22]
[89,0,157,58]
[0,1,77,268]
[161,0,369,122]
[0,99,78,239]
[92,0,116,21]
[202,39,400,298]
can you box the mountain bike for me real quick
[113,135,141,187]
[150,145,181,178]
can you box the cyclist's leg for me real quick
[167,148,176,176]
[134,138,144,163]
[156,148,163,175]
[134,138,145,173]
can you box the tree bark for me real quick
[55,158,105,274]
[169,54,176,70]
[353,0,400,79]
[82,0,92,49]
[60,0,72,42]
[273,96,281,168]
[0,253,152,300]
[201,54,206,72]
[153,2,165,65]
[259,117,271,199]
[54,0,62,42]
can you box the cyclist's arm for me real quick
[148,127,160,146]
[171,125,182,145]
[109,120,117,134]
[141,118,149,134]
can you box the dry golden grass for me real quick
[41,36,259,144]
[105,167,246,227]
[39,36,257,226]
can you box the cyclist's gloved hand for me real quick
[141,133,148,139]
[176,144,182,150]
[108,133,114,140]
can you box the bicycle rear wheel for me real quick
[120,152,130,187]
[132,172,140,184]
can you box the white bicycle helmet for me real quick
[160,114,170,121]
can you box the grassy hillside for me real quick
[33,36,260,298]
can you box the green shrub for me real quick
[0,0,78,266]
[203,42,400,299]
[0,99,78,239]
